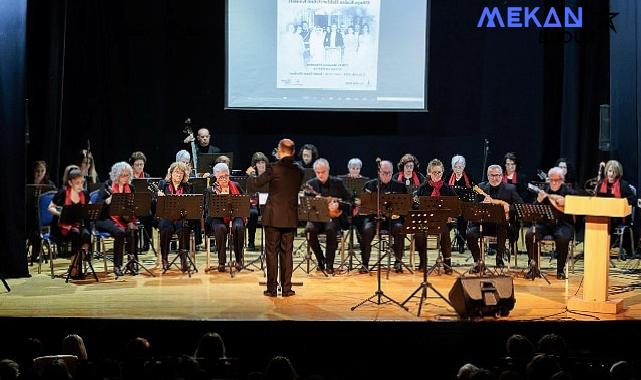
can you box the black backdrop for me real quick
[11,0,613,277]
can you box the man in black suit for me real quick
[466,165,523,271]
[184,128,222,154]
[246,139,304,297]
[303,158,352,274]
[360,160,408,274]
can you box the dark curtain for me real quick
[0,0,28,277]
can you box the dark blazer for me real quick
[96,180,136,221]
[476,182,523,205]
[536,183,575,225]
[415,182,456,197]
[323,31,344,48]
[247,156,304,228]
[363,178,407,194]
[305,176,353,227]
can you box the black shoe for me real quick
[141,244,150,252]
[114,268,124,277]
[496,258,505,268]
[218,264,226,273]
[394,261,403,273]
[162,259,170,271]
[317,258,326,271]
[326,268,335,275]
[444,267,453,275]
[556,271,567,280]
[263,289,277,297]
[358,266,368,274]
[282,290,296,297]
[247,243,256,251]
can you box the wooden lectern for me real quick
[564,196,632,314]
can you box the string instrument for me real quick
[304,183,346,218]
[527,183,564,213]
[472,185,510,219]
[183,118,198,176]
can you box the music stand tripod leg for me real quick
[0,275,9,292]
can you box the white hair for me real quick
[175,150,190,163]
[213,162,230,177]
[487,164,503,175]
[548,167,565,179]
[380,160,393,170]
[313,158,330,171]
[451,155,466,169]
[109,161,133,182]
[348,158,362,170]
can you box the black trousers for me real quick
[208,217,245,265]
[414,229,452,268]
[305,220,340,268]
[158,219,190,260]
[95,219,137,267]
[61,227,91,273]
[264,226,295,293]
[247,206,260,246]
[525,222,573,273]
[466,223,507,263]
[361,219,404,266]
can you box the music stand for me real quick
[198,152,234,174]
[244,193,268,274]
[189,178,208,194]
[294,196,330,277]
[335,177,367,273]
[131,178,162,193]
[341,177,367,197]
[230,175,248,193]
[206,194,251,277]
[59,203,102,282]
[110,193,155,278]
[461,202,507,276]
[301,168,315,189]
[514,204,555,284]
[156,194,204,277]
[0,273,8,292]
[351,191,411,313]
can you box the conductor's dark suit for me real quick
[247,156,304,293]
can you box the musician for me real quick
[175,150,194,176]
[206,163,246,272]
[597,160,637,258]
[296,143,319,169]
[215,155,231,167]
[246,139,304,297]
[48,169,91,279]
[339,158,368,179]
[503,152,529,202]
[28,161,56,263]
[414,159,455,273]
[360,160,408,274]
[394,153,425,194]
[62,165,80,186]
[33,160,56,187]
[447,155,475,254]
[95,162,138,277]
[554,158,576,190]
[130,151,150,179]
[466,165,523,271]
[524,167,575,280]
[247,152,269,250]
[184,128,222,154]
[303,158,352,274]
[79,149,99,190]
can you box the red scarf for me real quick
[448,172,471,188]
[397,172,421,187]
[428,180,444,197]
[58,187,86,236]
[134,171,146,179]
[502,171,518,184]
[110,182,134,228]
[169,182,184,195]
[600,178,621,198]
[221,181,242,225]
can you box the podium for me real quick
[565,196,632,314]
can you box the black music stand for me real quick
[243,193,268,274]
[342,177,367,197]
[461,202,507,277]
[206,194,251,277]
[336,177,367,273]
[189,178,208,194]
[294,196,330,277]
[0,274,8,292]
[301,168,315,189]
[156,194,204,277]
[514,204,555,284]
[351,191,410,312]
[198,152,234,174]
[110,193,155,278]
[131,178,162,193]
[59,203,102,282]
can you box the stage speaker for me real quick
[448,276,516,318]
[599,104,610,151]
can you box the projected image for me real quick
[276,0,381,91]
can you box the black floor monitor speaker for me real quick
[448,276,516,318]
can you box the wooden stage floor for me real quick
[4,238,641,322]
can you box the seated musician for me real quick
[447,155,475,254]
[394,153,425,194]
[28,161,57,264]
[303,158,352,275]
[95,162,138,277]
[247,152,269,251]
[360,160,408,274]
[465,164,523,271]
[503,152,530,202]
[157,162,192,271]
[33,160,56,187]
[555,158,577,190]
[176,150,195,177]
[130,151,150,179]
[296,143,319,169]
[414,159,455,273]
[525,167,575,280]
[48,169,91,279]
[339,158,368,180]
[206,163,246,272]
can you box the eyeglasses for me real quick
[489,173,502,177]
[431,171,443,175]
[380,171,392,175]
[218,175,230,180]
[549,178,563,183]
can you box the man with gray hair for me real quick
[525,167,575,279]
[303,158,352,274]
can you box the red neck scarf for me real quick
[600,178,621,198]
[397,172,421,187]
[58,187,86,236]
[169,182,184,195]
[134,171,146,179]
[110,181,134,228]
[448,171,471,188]
[502,171,518,184]
[221,181,242,225]
[428,180,444,197]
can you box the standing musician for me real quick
[414,159,456,273]
[447,155,475,254]
[360,160,408,274]
[130,151,150,179]
[156,162,192,271]
[247,152,270,251]
[303,158,352,275]
[95,162,138,277]
[48,169,91,279]
[465,164,523,272]
[525,167,575,279]
[394,153,425,194]
[206,163,246,272]
[297,143,319,169]
[183,128,222,154]
[246,138,304,297]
